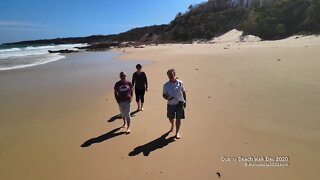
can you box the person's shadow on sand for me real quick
[107,110,140,123]
[128,132,176,156]
[107,114,122,122]
[130,110,140,117]
[81,127,125,147]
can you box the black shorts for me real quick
[135,88,146,103]
[167,102,185,120]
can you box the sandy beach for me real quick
[1,35,320,179]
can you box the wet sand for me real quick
[0,51,149,179]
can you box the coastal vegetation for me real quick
[167,0,320,40]
[3,0,319,46]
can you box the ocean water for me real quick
[0,44,87,71]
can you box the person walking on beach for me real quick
[114,71,133,134]
[162,69,187,139]
[132,64,148,111]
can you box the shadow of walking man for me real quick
[128,132,176,156]
[107,114,122,122]
[130,110,140,117]
[107,110,140,123]
[81,127,125,147]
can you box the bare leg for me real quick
[137,102,141,111]
[140,103,144,111]
[126,118,131,134]
[175,119,181,139]
[169,118,174,132]
[121,117,126,128]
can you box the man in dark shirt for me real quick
[114,71,133,134]
[132,64,148,111]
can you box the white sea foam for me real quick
[25,45,56,50]
[0,54,66,71]
[0,43,87,71]
[0,48,21,53]
[0,50,49,59]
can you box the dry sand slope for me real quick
[114,34,320,179]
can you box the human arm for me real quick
[163,93,174,100]
[162,85,168,100]
[163,94,168,100]
[181,81,187,108]
[163,94,174,100]
[114,89,119,103]
[163,84,175,100]
[144,73,148,91]
[132,73,135,89]
[130,83,133,101]
[182,90,187,108]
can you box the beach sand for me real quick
[1,36,320,179]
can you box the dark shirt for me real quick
[114,80,133,102]
[132,72,148,90]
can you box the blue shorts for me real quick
[167,102,185,120]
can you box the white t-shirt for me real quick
[163,79,185,105]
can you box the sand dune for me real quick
[210,29,261,43]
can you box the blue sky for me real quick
[0,0,206,44]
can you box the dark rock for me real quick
[134,45,145,48]
[48,49,79,53]
[84,43,111,51]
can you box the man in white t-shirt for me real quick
[162,69,187,139]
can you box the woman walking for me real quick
[132,64,148,111]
